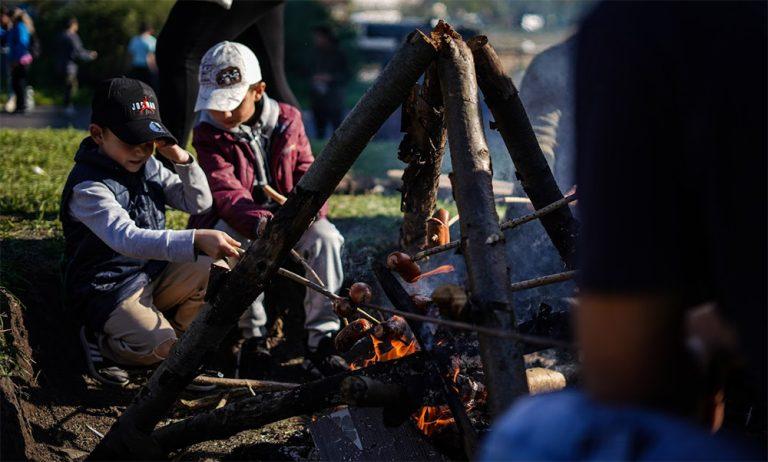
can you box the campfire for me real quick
[345,312,478,439]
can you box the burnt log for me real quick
[152,353,438,454]
[372,259,478,458]
[437,28,529,414]
[468,35,579,269]
[89,30,438,460]
[399,62,448,253]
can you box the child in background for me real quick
[189,41,346,379]
[60,77,240,387]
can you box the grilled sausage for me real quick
[386,251,421,283]
[335,318,373,353]
[349,282,373,304]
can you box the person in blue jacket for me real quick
[7,7,34,113]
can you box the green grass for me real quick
[0,128,408,239]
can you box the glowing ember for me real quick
[347,316,470,438]
[349,335,419,370]
[415,405,454,436]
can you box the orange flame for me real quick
[415,405,455,436]
[349,333,419,370]
[346,318,467,438]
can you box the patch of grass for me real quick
[310,138,402,179]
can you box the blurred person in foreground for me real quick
[481,2,766,460]
[127,22,158,89]
[56,17,97,116]
[308,25,349,138]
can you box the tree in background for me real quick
[20,0,174,104]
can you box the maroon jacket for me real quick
[188,101,327,239]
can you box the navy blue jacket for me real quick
[60,138,168,331]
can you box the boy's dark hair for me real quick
[140,21,152,33]
[66,17,78,28]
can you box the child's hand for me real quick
[155,140,191,164]
[194,229,241,259]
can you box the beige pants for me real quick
[99,257,212,366]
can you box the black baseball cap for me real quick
[91,77,177,145]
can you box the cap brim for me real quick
[194,84,250,112]
[110,119,178,146]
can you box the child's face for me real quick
[207,82,266,130]
[90,124,154,172]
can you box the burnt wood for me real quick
[152,353,439,454]
[399,62,448,253]
[372,259,478,458]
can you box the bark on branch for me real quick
[89,30,438,460]
[437,28,529,415]
[468,35,579,269]
[398,63,448,253]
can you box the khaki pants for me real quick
[215,218,344,349]
[99,257,212,366]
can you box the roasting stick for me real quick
[290,249,326,288]
[280,265,572,347]
[277,264,572,348]
[276,268,380,325]
[509,270,576,292]
[260,186,329,290]
[359,302,574,349]
[412,193,578,262]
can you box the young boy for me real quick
[60,77,241,387]
[188,41,346,378]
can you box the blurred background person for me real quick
[126,22,157,89]
[56,17,97,116]
[0,6,12,109]
[7,7,35,114]
[308,25,348,139]
[157,0,298,148]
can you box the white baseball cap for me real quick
[194,41,262,112]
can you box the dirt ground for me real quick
[0,237,325,461]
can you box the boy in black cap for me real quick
[60,77,241,386]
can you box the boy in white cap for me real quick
[188,41,347,379]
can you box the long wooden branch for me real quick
[437,26,529,415]
[398,62,447,253]
[90,30,438,460]
[151,353,438,454]
[468,35,579,270]
[191,376,298,391]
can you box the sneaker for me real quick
[304,336,348,379]
[79,326,130,387]
[4,94,16,113]
[236,337,277,379]
[25,86,34,110]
